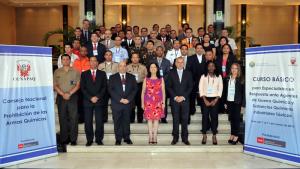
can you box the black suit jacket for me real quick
[86,42,106,63]
[186,54,206,92]
[108,73,138,109]
[166,69,193,103]
[121,39,135,49]
[81,30,92,44]
[223,77,245,106]
[80,70,107,107]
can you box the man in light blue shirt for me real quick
[111,36,129,63]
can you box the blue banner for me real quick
[245,44,300,166]
[0,45,57,167]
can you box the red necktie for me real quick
[92,70,96,82]
[93,43,97,50]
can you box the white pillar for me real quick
[96,0,104,25]
[79,0,85,26]
[224,0,231,27]
[206,0,214,27]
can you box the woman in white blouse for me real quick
[199,61,223,145]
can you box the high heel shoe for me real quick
[230,137,239,145]
[228,139,233,144]
[202,135,207,145]
[212,135,218,145]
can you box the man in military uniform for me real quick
[142,40,156,66]
[127,53,147,123]
[54,54,81,145]
[129,36,147,64]
[98,50,119,122]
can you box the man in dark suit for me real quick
[81,19,92,44]
[167,57,193,145]
[121,30,135,58]
[80,56,107,146]
[186,43,206,123]
[86,32,106,63]
[108,61,138,145]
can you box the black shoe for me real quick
[70,141,77,146]
[103,119,108,123]
[115,140,121,145]
[229,137,239,145]
[124,139,133,145]
[202,135,207,145]
[137,120,143,123]
[212,135,218,145]
[96,141,104,145]
[228,139,233,144]
[171,139,178,145]
[86,141,93,146]
[161,119,168,123]
[183,140,191,145]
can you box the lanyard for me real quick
[208,75,215,86]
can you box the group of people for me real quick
[53,19,245,147]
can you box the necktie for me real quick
[93,43,97,50]
[92,70,96,82]
[85,31,88,41]
[106,40,109,48]
[121,74,126,85]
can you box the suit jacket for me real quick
[81,30,92,44]
[166,69,193,103]
[186,54,206,92]
[223,77,245,106]
[121,39,135,49]
[153,57,171,78]
[101,39,115,49]
[108,73,138,109]
[86,42,106,63]
[80,69,107,107]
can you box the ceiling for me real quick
[0,0,299,6]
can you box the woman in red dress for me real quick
[141,63,166,144]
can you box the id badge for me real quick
[160,69,164,76]
[228,85,235,99]
[222,65,226,72]
[207,86,214,95]
[93,50,98,56]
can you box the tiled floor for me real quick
[6,152,297,169]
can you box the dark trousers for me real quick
[202,97,219,135]
[189,90,197,115]
[131,83,143,123]
[227,101,241,136]
[84,105,104,142]
[103,90,110,122]
[171,101,189,142]
[57,95,78,144]
[77,90,84,123]
[112,105,131,141]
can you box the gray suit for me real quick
[101,39,115,49]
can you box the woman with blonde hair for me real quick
[223,63,245,145]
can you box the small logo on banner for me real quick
[290,57,296,66]
[257,137,265,144]
[18,144,24,149]
[17,60,31,77]
[249,61,255,68]
[13,60,36,81]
